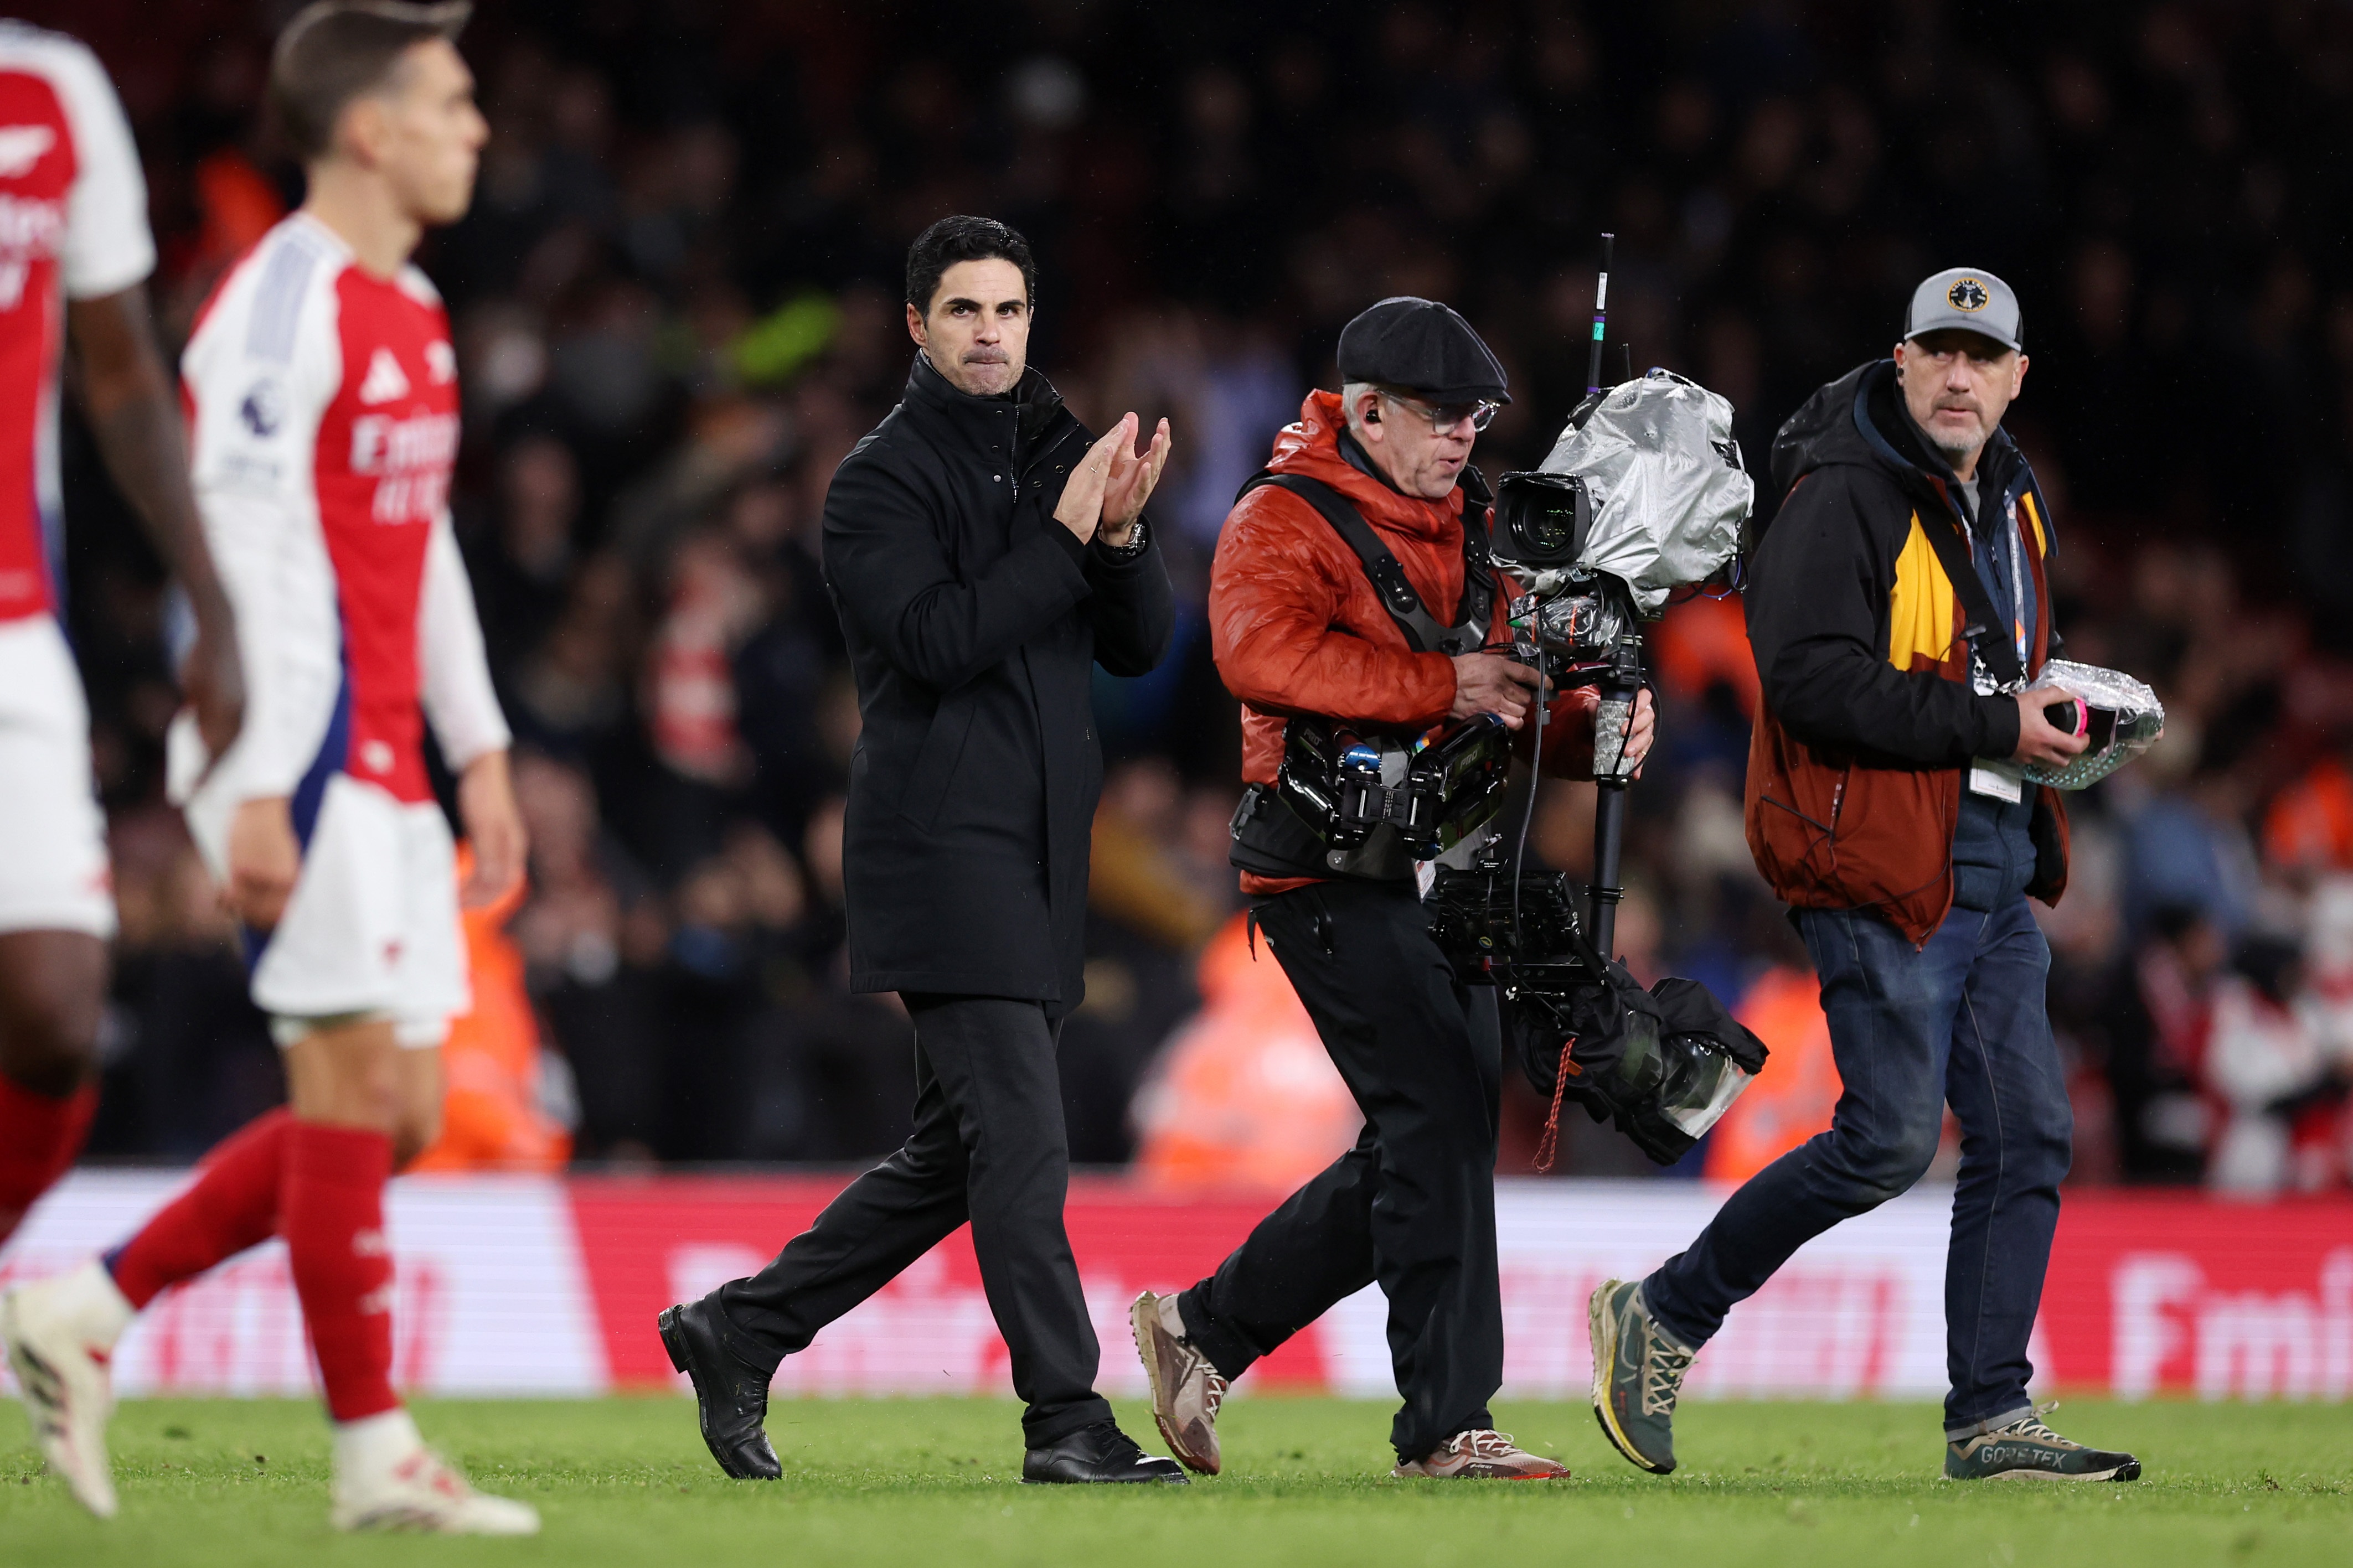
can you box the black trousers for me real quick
[1175,879,1504,1461]
[714,993,1111,1447]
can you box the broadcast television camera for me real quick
[1418,469,1766,1169]
[1488,471,1637,686]
[1416,241,1768,1164]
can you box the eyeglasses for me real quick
[1379,389,1500,434]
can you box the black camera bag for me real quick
[1508,962,1769,1167]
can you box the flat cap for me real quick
[1905,267,2023,353]
[1337,296,1511,405]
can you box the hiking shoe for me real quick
[1021,1420,1189,1483]
[1588,1277,1694,1474]
[1392,1430,1568,1479]
[658,1298,782,1479]
[1945,1405,2142,1482]
[2,1261,133,1519]
[329,1412,540,1535]
[1130,1290,1225,1475]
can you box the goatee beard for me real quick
[1928,429,1985,466]
[1914,413,1985,469]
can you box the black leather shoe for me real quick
[658,1299,782,1479]
[1021,1421,1190,1484]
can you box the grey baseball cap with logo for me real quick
[1904,267,2023,353]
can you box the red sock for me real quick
[105,1109,292,1309]
[0,1075,97,1247]
[282,1120,399,1423]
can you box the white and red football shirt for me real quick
[178,213,506,817]
[0,23,155,624]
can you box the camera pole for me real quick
[1590,618,1641,959]
[1585,232,1614,397]
[1583,231,1632,957]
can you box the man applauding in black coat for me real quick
[661,216,1180,1484]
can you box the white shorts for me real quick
[0,615,115,939]
[184,771,466,1048]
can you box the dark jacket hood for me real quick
[1769,358,2024,527]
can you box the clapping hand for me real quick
[1099,413,1171,546]
[1054,412,1173,547]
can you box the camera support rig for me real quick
[1489,471,1645,957]
[1573,230,1641,956]
[1496,571,1642,958]
[1586,617,1643,958]
[1472,230,1653,956]
[1423,232,1768,1167]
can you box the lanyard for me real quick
[2005,500,2025,664]
[1959,486,2027,690]
[1969,490,2027,666]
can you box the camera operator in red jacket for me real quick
[1130,298,1651,1481]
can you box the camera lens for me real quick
[1517,498,1577,557]
[1494,473,1586,566]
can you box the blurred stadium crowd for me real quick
[37,0,2353,1189]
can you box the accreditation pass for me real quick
[1968,759,2026,803]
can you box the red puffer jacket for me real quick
[1209,390,1601,893]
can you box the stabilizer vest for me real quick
[1228,468,1499,883]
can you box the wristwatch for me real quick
[1096,514,1151,560]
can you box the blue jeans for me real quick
[1642,896,2073,1435]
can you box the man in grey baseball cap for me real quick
[1905,266,2025,354]
[1586,269,2143,1486]
[1893,265,2031,485]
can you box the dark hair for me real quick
[905,215,1037,316]
[270,1,471,162]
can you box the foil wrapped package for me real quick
[1537,369,1755,616]
[2020,659,2165,790]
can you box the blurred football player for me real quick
[1,2,536,1533]
[0,23,242,1253]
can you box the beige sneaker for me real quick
[1392,1430,1570,1480]
[329,1410,540,1535]
[1129,1290,1225,1475]
[1,1260,133,1519]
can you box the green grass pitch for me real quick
[4,1395,2349,1566]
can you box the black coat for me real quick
[822,354,1174,1004]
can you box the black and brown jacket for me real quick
[1743,358,2068,945]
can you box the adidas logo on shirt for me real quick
[358,346,410,405]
